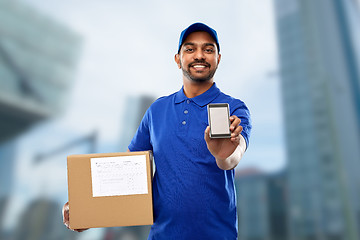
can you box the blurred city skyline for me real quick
[1,1,283,233]
[0,0,308,239]
[274,0,360,239]
[19,0,284,171]
[1,0,359,239]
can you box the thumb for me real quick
[204,126,211,142]
[63,202,70,228]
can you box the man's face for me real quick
[175,31,221,83]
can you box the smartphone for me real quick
[207,103,231,138]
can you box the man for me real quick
[63,22,251,239]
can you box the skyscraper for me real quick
[119,95,155,152]
[273,0,360,239]
[0,0,81,238]
[235,169,287,240]
[236,168,270,240]
[14,198,78,240]
[0,0,82,143]
[0,140,15,236]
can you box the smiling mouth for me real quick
[190,63,209,71]
[193,65,206,68]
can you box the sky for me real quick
[5,0,286,231]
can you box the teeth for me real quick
[193,65,206,68]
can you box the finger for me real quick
[230,115,241,123]
[62,202,71,229]
[62,202,69,222]
[231,125,243,138]
[229,116,240,131]
[62,202,89,232]
[75,228,89,232]
[229,115,240,125]
[230,135,240,144]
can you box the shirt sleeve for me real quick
[128,108,153,151]
[231,100,252,150]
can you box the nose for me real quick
[193,49,205,61]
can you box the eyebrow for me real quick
[183,42,195,47]
[204,43,216,48]
[183,42,216,48]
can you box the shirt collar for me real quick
[174,82,221,107]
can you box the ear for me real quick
[217,53,221,65]
[175,54,181,69]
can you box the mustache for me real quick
[188,61,211,68]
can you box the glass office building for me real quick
[119,95,155,152]
[0,0,81,143]
[236,169,270,240]
[0,1,81,238]
[273,0,360,239]
[235,170,287,240]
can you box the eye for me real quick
[185,48,194,52]
[204,48,214,53]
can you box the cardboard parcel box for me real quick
[67,151,154,229]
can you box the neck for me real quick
[183,78,214,98]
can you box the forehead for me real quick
[183,31,217,45]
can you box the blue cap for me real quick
[178,22,220,53]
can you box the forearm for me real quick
[215,135,246,170]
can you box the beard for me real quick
[180,60,218,83]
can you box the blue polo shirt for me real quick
[128,83,251,240]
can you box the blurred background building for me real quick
[0,0,359,239]
[0,0,81,143]
[13,198,76,240]
[236,168,287,240]
[274,0,360,240]
[118,96,155,152]
[0,140,16,235]
[0,0,81,239]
